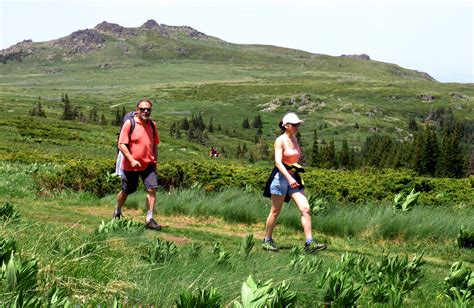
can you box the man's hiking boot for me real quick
[112,212,122,220]
[305,240,327,254]
[145,218,162,231]
[262,239,279,252]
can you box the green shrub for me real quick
[0,203,20,220]
[393,189,420,212]
[443,261,473,304]
[143,238,178,264]
[176,287,222,308]
[95,218,144,235]
[234,275,297,308]
[0,237,16,265]
[457,226,474,249]
[32,159,473,207]
[316,268,362,307]
[239,234,255,258]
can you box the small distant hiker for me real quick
[209,146,219,157]
[262,112,327,253]
[113,98,162,230]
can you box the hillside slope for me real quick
[1,19,434,82]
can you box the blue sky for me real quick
[1,0,472,83]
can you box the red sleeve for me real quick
[118,120,132,145]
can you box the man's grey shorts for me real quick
[121,164,158,194]
[269,171,303,196]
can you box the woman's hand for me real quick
[289,178,299,189]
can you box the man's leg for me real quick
[145,188,156,222]
[114,171,138,218]
[114,191,128,218]
[142,165,160,230]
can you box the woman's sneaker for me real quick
[305,240,327,253]
[262,239,279,252]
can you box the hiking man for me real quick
[113,99,162,230]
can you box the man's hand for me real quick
[130,159,141,168]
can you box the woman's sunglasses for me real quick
[289,123,300,127]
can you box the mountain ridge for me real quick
[0,19,435,82]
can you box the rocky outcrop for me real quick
[259,94,325,113]
[0,39,34,63]
[53,29,106,54]
[95,21,124,34]
[181,26,208,39]
[341,54,371,60]
[420,94,435,103]
[141,19,160,29]
[141,20,208,40]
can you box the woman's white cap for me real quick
[282,113,303,126]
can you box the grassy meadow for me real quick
[1,23,473,305]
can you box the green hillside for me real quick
[0,19,472,165]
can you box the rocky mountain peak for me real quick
[141,19,160,29]
[53,29,106,54]
[95,21,124,33]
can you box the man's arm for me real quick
[118,143,141,168]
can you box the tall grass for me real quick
[1,188,472,306]
[151,187,474,242]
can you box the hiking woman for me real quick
[262,112,327,253]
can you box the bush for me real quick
[32,159,473,207]
[457,226,474,249]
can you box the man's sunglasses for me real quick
[139,108,152,112]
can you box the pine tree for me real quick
[310,129,320,167]
[252,115,263,128]
[181,117,190,130]
[114,108,121,126]
[339,139,350,169]
[241,143,248,158]
[89,107,98,124]
[61,95,74,120]
[408,118,418,131]
[235,144,242,159]
[328,140,338,168]
[425,128,439,175]
[29,97,46,117]
[242,118,250,129]
[319,140,331,169]
[412,127,439,176]
[198,112,206,130]
[438,124,465,177]
[255,137,270,161]
[254,128,263,144]
[99,113,107,126]
[208,116,214,133]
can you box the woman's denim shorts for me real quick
[269,171,303,196]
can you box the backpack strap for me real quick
[128,117,136,140]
